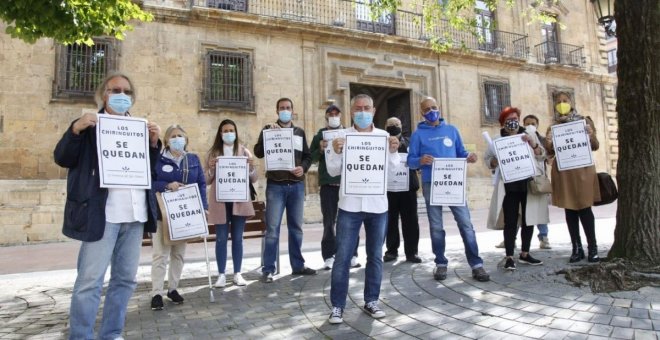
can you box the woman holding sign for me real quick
[484,107,548,271]
[545,92,601,263]
[150,125,208,310]
[207,119,257,288]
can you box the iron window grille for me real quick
[54,38,116,99]
[203,50,253,110]
[482,80,511,124]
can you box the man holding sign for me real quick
[325,94,401,324]
[407,97,490,283]
[54,73,161,340]
[253,98,314,282]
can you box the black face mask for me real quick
[386,126,402,136]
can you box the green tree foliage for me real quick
[0,0,153,45]
[369,0,556,52]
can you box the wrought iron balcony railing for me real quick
[195,0,529,60]
[534,41,585,68]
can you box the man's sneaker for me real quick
[328,306,343,324]
[351,256,361,268]
[215,274,226,288]
[262,272,273,283]
[539,237,552,249]
[383,253,397,262]
[167,289,184,304]
[363,301,386,319]
[472,267,490,282]
[406,255,422,263]
[324,257,334,270]
[519,253,544,266]
[292,267,317,275]
[433,266,447,281]
[151,294,163,310]
[504,257,516,270]
[233,273,247,286]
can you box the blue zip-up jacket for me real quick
[53,111,161,242]
[153,152,209,220]
[407,119,470,183]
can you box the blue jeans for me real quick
[69,221,144,340]
[262,181,306,274]
[422,182,483,269]
[215,202,246,274]
[537,224,548,239]
[330,209,387,309]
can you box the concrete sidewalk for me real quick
[1,203,660,339]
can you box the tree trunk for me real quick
[608,0,660,266]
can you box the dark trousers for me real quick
[565,207,596,247]
[385,190,420,257]
[320,185,357,260]
[502,191,533,256]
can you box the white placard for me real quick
[341,133,388,197]
[161,184,209,241]
[96,114,151,189]
[263,128,296,171]
[551,120,594,171]
[493,134,537,183]
[387,153,409,192]
[215,156,250,202]
[323,129,346,161]
[430,158,467,206]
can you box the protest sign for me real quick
[551,120,594,171]
[430,158,467,206]
[215,156,250,202]
[96,114,151,188]
[263,128,295,171]
[341,133,388,197]
[160,184,208,241]
[493,134,537,183]
[387,153,409,192]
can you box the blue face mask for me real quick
[423,109,440,123]
[222,132,236,145]
[107,93,132,115]
[278,110,292,123]
[353,111,373,129]
[169,136,186,152]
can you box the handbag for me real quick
[594,172,618,206]
[528,174,552,194]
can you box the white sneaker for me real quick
[328,306,343,324]
[351,256,361,268]
[324,257,334,270]
[215,274,226,288]
[233,273,246,286]
[539,237,552,249]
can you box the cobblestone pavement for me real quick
[1,213,660,339]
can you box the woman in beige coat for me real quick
[207,119,258,287]
[484,107,548,270]
[545,92,601,263]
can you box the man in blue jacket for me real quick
[54,72,161,340]
[407,96,490,282]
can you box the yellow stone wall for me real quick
[0,1,616,244]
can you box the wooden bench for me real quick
[142,201,279,273]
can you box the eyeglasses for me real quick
[107,88,133,96]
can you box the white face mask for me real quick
[328,116,341,128]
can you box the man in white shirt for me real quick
[325,94,400,324]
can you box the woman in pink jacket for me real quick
[206,119,257,287]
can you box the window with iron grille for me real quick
[54,38,116,99]
[481,79,510,124]
[204,51,253,110]
[607,49,617,73]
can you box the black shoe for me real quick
[569,244,585,263]
[151,294,163,310]
[588,245,600,263]
[383,253,397,262]
[504,257,516,270]
[292,267,317,275]
[519,253,543,266]
[472,267,490,282]
[433,266,447,281]
[167,289,184,304]
[406,255,422,263]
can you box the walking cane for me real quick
[202,236,215,303]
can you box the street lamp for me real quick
[590,0,616,37]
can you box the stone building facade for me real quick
[0,0,617,244]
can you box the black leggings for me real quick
[502,191,534,256]
[565,207,597,248]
